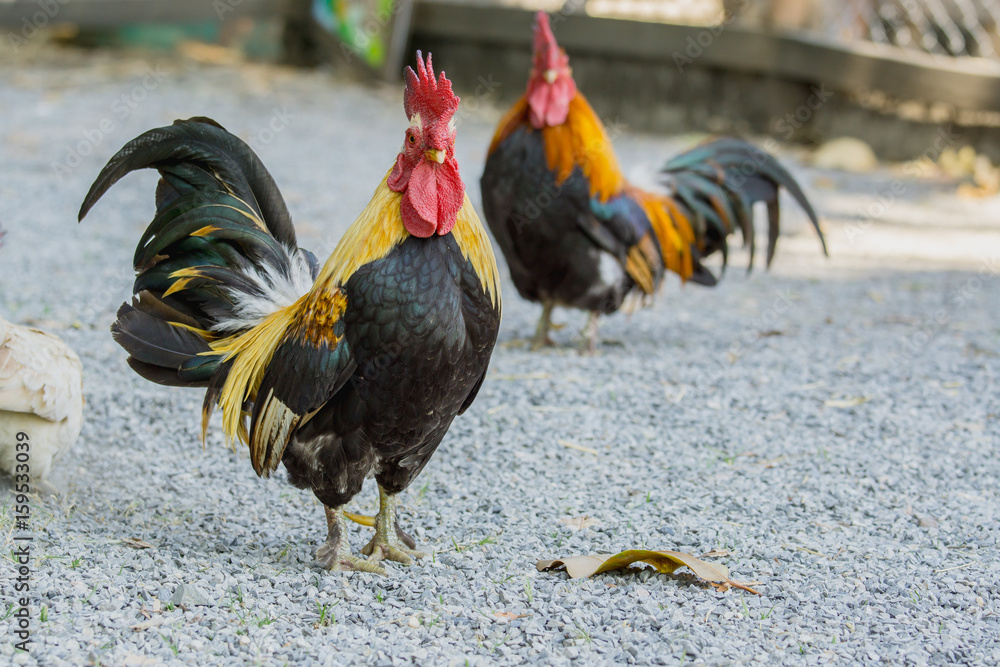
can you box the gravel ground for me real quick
[1,47,999,666]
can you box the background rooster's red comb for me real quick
[532,11,568,72]
[403,51,459,122]
[533,11,557,54]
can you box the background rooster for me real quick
[481,12,827,351]
[0,228,84,487]
[79,53,501,574]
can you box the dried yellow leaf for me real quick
[121,537,154,549]
[824,396,870,408]
[537,549,759,594]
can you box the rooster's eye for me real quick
[408,135,416,144]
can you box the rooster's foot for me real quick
[578,311,601,354]
[318,505,386,574]
[360,486,425,566]
[361,537,424,566]
[532,301,559,350]
[316,540,386,575]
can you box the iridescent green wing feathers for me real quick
[247,289,357,477]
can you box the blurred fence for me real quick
[0,0,293,26]
[486,1,1000,59]
[2,0,998,158]
[766,0,1000,59]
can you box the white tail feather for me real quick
[213,245,315,333]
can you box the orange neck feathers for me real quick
[489,93,626,203]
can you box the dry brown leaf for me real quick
[130,617,169,631]
[122,537,154,549]
[784,544,833,559]
[537,549,759,594]
[559,516,600,532]
[824,396,870,408]
[558,440,598,456]
[494,611,524,623]
[792,381,825,391]
[666,386,686,404]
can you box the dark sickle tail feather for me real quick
[79,116,296,247]
[79,117,315,389]
[661,137,827,280]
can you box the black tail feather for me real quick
[131,289,203,329]
[661,137,827,274]
[126,357,210,388]
[111,301,212,371]
[79,117,296,249]
[81,117,312,395]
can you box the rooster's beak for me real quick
[543,69,558,84]
[424,149,446,164]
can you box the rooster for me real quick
[0,228,84,487]
[79,53,501,574]
[481,12,827,351]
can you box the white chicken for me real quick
[0,316,83,484]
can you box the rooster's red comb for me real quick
[533,11,557,54]
[403,51,459,122]
[532,11,567,71]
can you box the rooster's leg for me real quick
[316,505,386,574]
[532,301,557,350]
[361,485,425,565]
[580,311,600,354]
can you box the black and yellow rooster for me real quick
[481,12,827,351]
[79,53,501,574]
